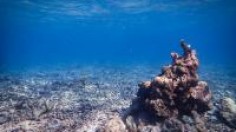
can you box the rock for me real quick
[125,116,137,132]
[220,98,236,113]
[148,99,170,118]
[138,125,161,132]
[47,119,63,131]
[162,118,184,132]
[192,110,207,132]
[181,115,194,125]
[218,97,236,128]
[103,116,127,132]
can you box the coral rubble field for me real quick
[0,43,236,131]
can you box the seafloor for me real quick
[0,63,235,131]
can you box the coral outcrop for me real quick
[124,40,213,131]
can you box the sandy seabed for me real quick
[0,64,235,131]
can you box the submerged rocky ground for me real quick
[0,63,235,132]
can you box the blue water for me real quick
[0,0,236,69]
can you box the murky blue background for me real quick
[0,0,236,69]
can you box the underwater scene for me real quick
[0,0,236,131]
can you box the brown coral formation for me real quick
[124,40,213,131]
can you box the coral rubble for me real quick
[124,40,213,131]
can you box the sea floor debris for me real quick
[0,44,235,131]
